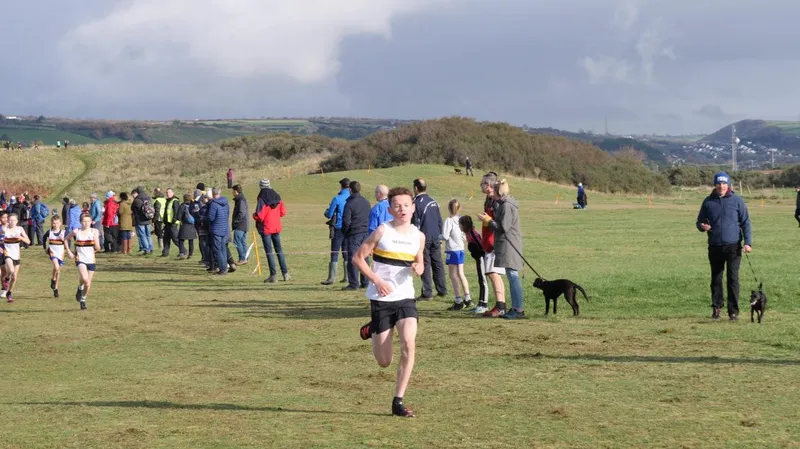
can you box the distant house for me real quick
[5,116,21,120]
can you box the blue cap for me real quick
[713,172,730,185]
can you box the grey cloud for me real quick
[693,105,734,121]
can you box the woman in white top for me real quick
[441,199,471,310]
[65,213,101,310]
[3,213,31,303]
[45,215,74,298]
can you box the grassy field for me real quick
[0,126,118,146]
[0,159,798,448]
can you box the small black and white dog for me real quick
[750,283,767,324]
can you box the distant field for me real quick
[0,126,119,146]
[144,126,254,144]
[765,121,800,134]
[195,119,311,127]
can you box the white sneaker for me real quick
[0,290,6,298]
[471,304,488,314]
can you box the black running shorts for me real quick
[370,298,418,335]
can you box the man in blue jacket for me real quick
[89,193,104,249]
[368,185,391,235]
[321,178,351,285]
[696,172,752,321]
[412,178,447,300]
[207,187,233,275]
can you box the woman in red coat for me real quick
[101,191,120,252]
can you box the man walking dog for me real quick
[696,172,752,321]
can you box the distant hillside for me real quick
[703,119,800,151]
[526,127,667,164]
[0,115,413,146]
[314,117,669,194]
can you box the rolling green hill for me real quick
[703,119,800,151]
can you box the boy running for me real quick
[0,211,7,298]
[3,213,32,303]
[353,187,424,418]
[65,214,101,310]
[45,215,74,298]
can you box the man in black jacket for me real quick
[161,188,180,257]
[131,186,154,254]
[231,184,249,264]
[412,178,447,299]
[341,181,371,291]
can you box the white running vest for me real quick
[74,229,96,264]
[3,226,23,261]
[48,229,67,260]
[366,222,421,302]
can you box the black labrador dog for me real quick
[533,278,589,316]
[750,283,767,324]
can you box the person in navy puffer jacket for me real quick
[696,172,752,321]
[207,187,234,275]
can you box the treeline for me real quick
[55,121,149,141]
[664,165,800,189]
[220,117,670,194]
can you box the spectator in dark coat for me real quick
[231,184,249,264]
[341,181,371,291]
[207,187,235,275]
[175,193,198,259]
[253,178,290,283]
[795,186,800,227]
[60,197,70,229]
[412,178,447,299]
[131,186,154,254]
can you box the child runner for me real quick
[45,215,74,298]
[3,213,32,303]
[65,213,101,310]
[353,187,424,418]
[442,199,471,310]
[459,215,488,312]
[0,211,8,298]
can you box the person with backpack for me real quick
[131,186,154,255]
[32,195,49,248]
[175,193,197,259]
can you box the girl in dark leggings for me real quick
[459,216,488,313]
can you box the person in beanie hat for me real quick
[253,178,290,282]
[696,171,752,321]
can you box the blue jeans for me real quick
[135,225,153,252]
[234,230,248,262]
[261,233,288,276]
[329,228,347,263]
[212,234,229,273]
[507,268,524,311]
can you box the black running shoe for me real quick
[80,300,87,310]
[54,289,59,298]
[446,302,465,311]
[50,279,56,290]
[359,323,372,340]
[711,307,721,319]
[76,288,83,302]
[392,402,416,418]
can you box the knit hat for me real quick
[260,178,271,189]
[106,191,115,199]
[713,172,730,185]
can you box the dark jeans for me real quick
[179,239,195,256]
[104,226,120,252]
[708,244,741,314]
[421,239,447,298]
[345,232,369,288]
[162,224,176,256]
[198,234,207,262]
[795,208,800,225]
[211,234,229,273]
[329,228,347,263]
[261,233,288,276]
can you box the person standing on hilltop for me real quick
[253,179,290,283]
[576,182,587,209]
[465,156,474,176]
[696,172,752,321]
[227,168,234,189]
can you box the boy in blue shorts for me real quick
[45,215,74,298]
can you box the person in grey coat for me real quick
[479,178,525,319]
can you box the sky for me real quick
[3,0,800,135]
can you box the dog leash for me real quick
[505,238,545,280]
[744,251,759,285]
